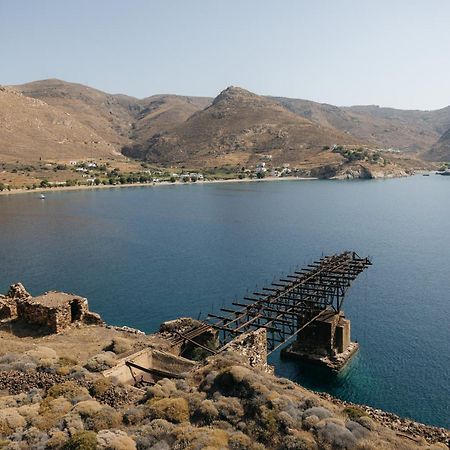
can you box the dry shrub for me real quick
[194,399,219,424]
[214,396,244,424]
[346,420,370,440]
[47,381,90,403]
[302,407,332,420]
[62,431,97,450]
[96,429,136,450]
[46,430,69,449]
[72,400,103,418]
[147,397,189,423]
[34,397,72,431]
[84,353,116,372]
[84,406,121,432]
[134,419,176,449]
[146,379,178,400]
[316,421,357,448]
[63,412,85,436]
[282,429,318,450]
[122,406,147,426]
[0,408,25,436]
[107,337,132,355]
[343,406,367,421]
[172,427,229,450]
[228,431,266,450]
[89,377,112,398]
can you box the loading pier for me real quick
[207,251,371,370]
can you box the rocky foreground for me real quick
[0,322,448,450]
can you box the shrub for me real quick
[73,400,103,418]
[343,406,367,421]
[302,406,332,420]
[46,431,68,448]
[215,396,244,424]
[107,337,132,355]
[316,421,357,449]
[96,430,136,450]
[63,431,97,450]
[147,397,189,423]
[0,408,25,436]
[194,399,219,424]
[84,352,116,372]
[34,396,72,430]
[85,406,121,431]
[47,381,89,402]
[89,377,113,398]
[123,406,147,425]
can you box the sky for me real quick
[1,0,450,110]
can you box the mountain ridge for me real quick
[3,78,450,164]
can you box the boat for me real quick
[436,170,450,176]
[40,194,46,199]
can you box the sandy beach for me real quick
[0,176,318,196]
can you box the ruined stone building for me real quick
[0,283,102,333]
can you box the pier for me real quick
[206,251,371,370]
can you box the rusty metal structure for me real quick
[207,251,371,354]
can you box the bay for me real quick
[0,176,449,428]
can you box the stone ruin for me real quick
[0,282,103,333]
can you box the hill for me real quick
[9,79,211,164]
[123,86,362,168]
[425,126,450,161]
[273,98,450,154]
[3,79,449,172]
[0,86,119,163]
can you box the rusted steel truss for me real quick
[207,251,371,354]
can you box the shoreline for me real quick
[0,175,318,196]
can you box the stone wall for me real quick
[224,328,273,373]
[1,283,101,333]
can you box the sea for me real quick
[0,175,449,428]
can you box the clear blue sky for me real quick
[1,0,449,110]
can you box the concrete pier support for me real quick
[281,311,358,371]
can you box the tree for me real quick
[40,179,50,188]
[94,178,101,185]
[0,182,5,191]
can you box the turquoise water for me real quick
[0,176,449,428]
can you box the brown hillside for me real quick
[0,87,120,163]
[15,79,138,147]
[131,94,211,144]
[274,97,450,154]
[425,127,450,161]
[124,86,361,167]
[13,80,211,161]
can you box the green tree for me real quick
[0,182,5,191]
[94,178,101,185]
[40,179,50,188]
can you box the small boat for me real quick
[40,194,46,199]
[422,173,430,176]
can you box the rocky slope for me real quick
[425,126,450,161]
[273,98,450,154]
[0,328,448,449]
[0,87,120,163]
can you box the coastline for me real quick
[0,175,318,196]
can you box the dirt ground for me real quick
[0,322,170,364]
